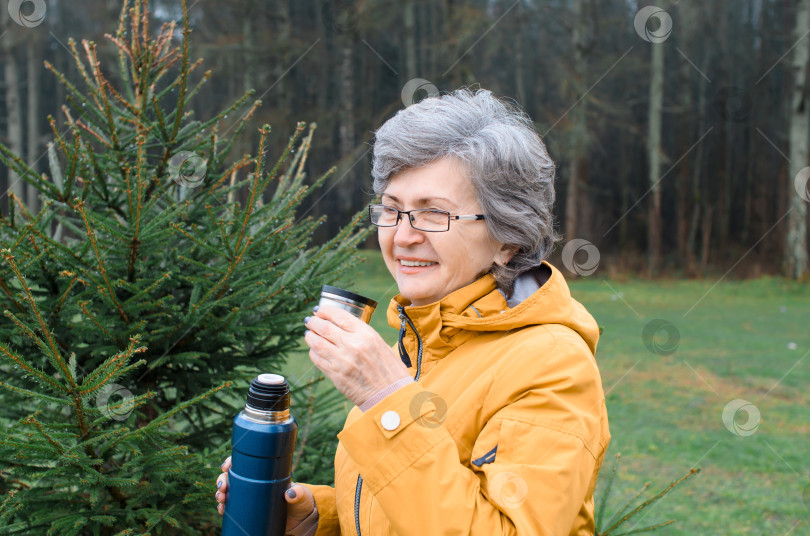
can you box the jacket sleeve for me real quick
[337,333,610,536]
[299,484,341,536]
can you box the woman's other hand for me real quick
[215,456,316,530]
[304,306,411,407]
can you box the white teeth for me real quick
[400,260,436,267]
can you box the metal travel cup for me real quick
[318,285,378,323]
[222,374,297,536]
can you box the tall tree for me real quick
[675,1,698,268]
[404,0,418,80]
[564,0,591,242]
[337,16,357,221]
[26,42,42,214]
[646,17,665,275]
[1,10,26,216]
[786,0,810,279]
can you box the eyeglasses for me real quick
[368,204,486,232]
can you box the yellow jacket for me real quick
[305,262,610,535]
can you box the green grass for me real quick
[286,249,809,535]
[574,274,810,535]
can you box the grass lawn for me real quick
[285,249,809,535]
[571,271,808,535]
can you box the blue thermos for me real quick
[222,373,298,536]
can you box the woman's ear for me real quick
[496,245,520,266]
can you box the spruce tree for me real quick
[0,1,367,533]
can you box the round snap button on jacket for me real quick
[380,410,401,431]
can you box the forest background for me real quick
[2,0,809,280]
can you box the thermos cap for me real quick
[257,373,285,385]
[246,374,290,413]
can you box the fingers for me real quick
[215,481,228,516]
[215,457,231,516]
[305,306,373,352]
[304,321,340,362]
[216,471,229,494]
[313,304,363,331]
[285,483,316,521]
[304,314,341,348]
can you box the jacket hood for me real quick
[386,261,600,369]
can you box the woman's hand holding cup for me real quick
[304,305,411,407]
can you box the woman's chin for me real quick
[398,285,437,306]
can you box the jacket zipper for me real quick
[398,306,424,380]
[354,306,423,535]
[354,474,363,536]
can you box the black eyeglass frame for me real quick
[367,203,486,232]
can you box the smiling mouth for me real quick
[399,260,437,267]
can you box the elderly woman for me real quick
[216,88,610,535]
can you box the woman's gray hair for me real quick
[371,87,559,297]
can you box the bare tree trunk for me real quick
[337,31,356,220]
[618,127,630,270]
[276,0,291,120]
[647,38,665,275]
[4,48,26,215]
[514,0,525,106]
[676,2,698,270]
[786,0,810,279]
[742,119,754,243]
[444,0,465,88]
[717,0,732,251]
[404,0,417,80]
[26,43,41,214]
[686,53,709,272]
[741,0,761,244]
[564,0,588,242]
[700,205,713,275]
[314,1,328,116]
[243,17,255,98]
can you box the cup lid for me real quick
[321,285,378,308]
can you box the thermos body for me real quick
[222,413,297,536]
[222,374,298,536]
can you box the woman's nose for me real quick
[393,215,426,246]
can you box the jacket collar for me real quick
[384,262,600,374]
[386,272,508,372]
